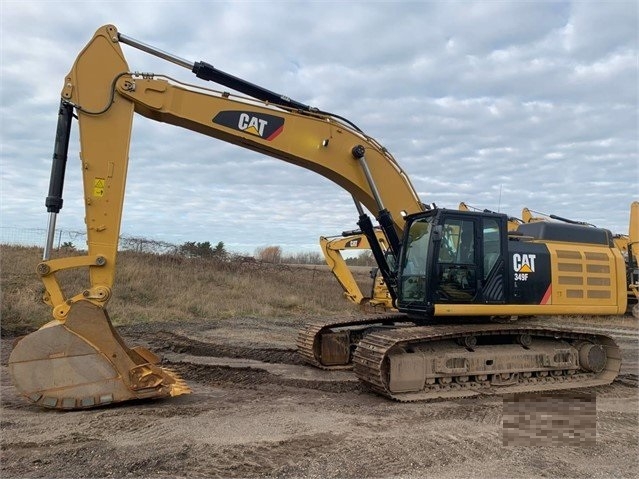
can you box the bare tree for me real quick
[255,245,282,263]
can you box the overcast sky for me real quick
[1,1,637,254]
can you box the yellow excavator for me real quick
[8,25,637,408]
[320,228,394,311]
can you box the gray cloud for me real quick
[1,1,637,254]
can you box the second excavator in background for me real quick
[320,228,394,311]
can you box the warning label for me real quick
[93,178,105,197]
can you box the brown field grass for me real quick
[4,245,634,337]
[0,245,364,335]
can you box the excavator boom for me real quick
[9,25,422,409]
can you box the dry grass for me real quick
[0,245,363,335]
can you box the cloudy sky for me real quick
[1,1,637,254]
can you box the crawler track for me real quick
[353,324,621,402]
[296,314,410,369]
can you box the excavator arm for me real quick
[9,25,423,409]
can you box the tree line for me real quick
[59,238,375,266]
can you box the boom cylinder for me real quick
[351,145,402,256]
[192,61,313,112]
[117,32,193,70]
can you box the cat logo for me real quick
[346,238,361,248]
[513,253,536,273]
[212,111,284,141]
[238,113,267,137]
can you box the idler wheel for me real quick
[457,335,477,349]
[516,334,532,347]
[578,342,607,373]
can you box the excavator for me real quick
[8,25,635,409]
[320,228,394,310]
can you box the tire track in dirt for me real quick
[150,331,305,365]
[267,427,503,478]
[167,361,363,395]
[597,410,639,446]
[409,400,504,425]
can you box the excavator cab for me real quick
[397,209,510,317]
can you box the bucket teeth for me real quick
[21,366,190,410]
[161,368,192,396]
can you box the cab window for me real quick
[399,217,432,303]
[482,218,501,279]
[436,218,476,301]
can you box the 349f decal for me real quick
[513,253,536,281]
[213,111,284,140]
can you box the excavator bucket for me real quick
[8,301,190,409]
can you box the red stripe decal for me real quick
[266,125,284,141]
[540,284,552,305]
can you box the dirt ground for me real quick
[1,315,638,479]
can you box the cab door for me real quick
[433,216,479,302]
[480,217,506,303]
